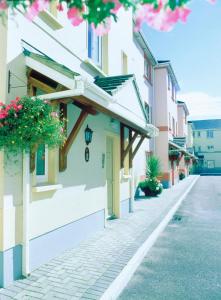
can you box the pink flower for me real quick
[0,111,8,119]
[208,0,216,3]
[26,0,49,21]
[103,0,122,13]
[92,18,112,36]
[67,7,84,26]
[57,3,64,11]
[51,112,58,118]
[134,3,191,32]
[0,0,7,11]
[17,105,23,110]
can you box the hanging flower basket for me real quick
[184,156,191,164]
[0,96,65,155]
[169,150,181,161]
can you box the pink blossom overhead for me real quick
[67,7,84,26]
[26,0,49,21]
[0,0,7,11]
[92,18,112,36]
[57,3,64,11]
[134,3,191,32]
[103,0,122,13]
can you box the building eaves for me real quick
[177,100,189,115]
[133,29,157,66]
[94,74,149,123]
[155,60,180,91]
[23,49,80,79]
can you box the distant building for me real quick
[191,119,221,172]
[153,61,194,188]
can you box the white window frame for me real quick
[88,24,102,67]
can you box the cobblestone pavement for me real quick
[0,176,197,300]
[119,176,221,300]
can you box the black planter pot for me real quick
[141,187,159,197]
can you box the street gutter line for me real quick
[100,175,200,300]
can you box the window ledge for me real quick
[32,184,63,193]
[84,59,107,77]
[121,174,132,180]
[38,10,64,30]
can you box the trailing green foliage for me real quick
[169,149,181,160]
[0,96,65,155]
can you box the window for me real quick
[197,131,201,137]
[88,24,102,66]
[145,102,150,123]
[207,130,214,138]
[207,145,214,150]
[198,146,201,152]
[121,51,128,75]
[207,160,215,168]
[193,131,195,138]
[144,57,151,83]
[36,144,48,183]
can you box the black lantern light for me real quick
[85,125,93,145]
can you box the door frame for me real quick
[105,132,120,220]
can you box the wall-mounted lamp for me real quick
[85,125,93,145]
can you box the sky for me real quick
[142,0,221,120]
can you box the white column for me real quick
[22,152,30,277]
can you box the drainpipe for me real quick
[129,168,135,213]
[152,66,156,154]
[22,151,30,277]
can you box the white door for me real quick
[106,137,114,217]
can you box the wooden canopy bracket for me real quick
[59,104,88,172]
[73,101,98,116]
[120,123,146,169]
[131,135,145,160]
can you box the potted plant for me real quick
[179,172,185,180]
[138,156,163,197]
[0,96,65,155]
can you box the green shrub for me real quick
[146,156,161,179]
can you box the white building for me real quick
[0,6,158,286]
[191,119,221,172]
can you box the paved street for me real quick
[119,176,221,300]
[0,176,197,300]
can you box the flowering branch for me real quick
[0,0,214,34]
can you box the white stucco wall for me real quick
[2,8,155,251]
